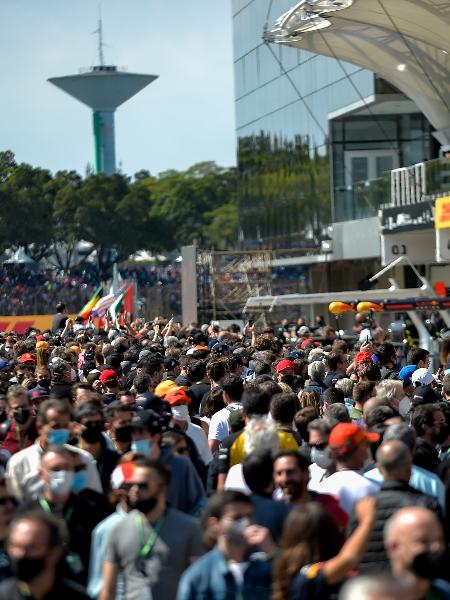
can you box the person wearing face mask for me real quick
[87,461,136,600]
[384,507,450,600]
[177,490,273,600]
[130,409,206,516]
[306,419,336,490]
[0,385,37,456]
[34,365,52,391]
[73,402,119,493]
[20,446,107,586]
[105,402,134,455]
[0,510,90,600]
[315,423,380,516]
[100,458,203,600]
[6,398,102,502]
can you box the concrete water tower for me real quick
[48,17,157,174]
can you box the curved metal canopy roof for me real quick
[266,0,450,144]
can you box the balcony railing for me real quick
[334,157,450,222]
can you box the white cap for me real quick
[411,368,435,386]
[359,329,372,343]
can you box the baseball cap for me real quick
[164,387,191,406]
[29,385,50,402]
[300,338,320,350]
[110,462,136,490]
[298,326,311,336]
[18,353,36,364]
[411,368,435,387]
[288,350,305,360]
[154,380,179,398]
[99,369,119,384]
[86,369,101,385]
[413,385,439,405]
[164,357,179,371]
[275,359,296,373]
[132,409,164,434]
[211,342,231,356]
[354,351,373,365]
[329,422,379,455]
[399,365,416,385]
[0,360,9,371]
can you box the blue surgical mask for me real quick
[131,439,152,456]
[72,470,87,493]
[48,428,70,446]
[48,470,74,496]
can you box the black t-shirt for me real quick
[0,576,89,600]
[19,493,108,585]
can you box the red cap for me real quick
[275,359,296,373]
[99,369,118,383]
[354,351,373,364]
[329,422,379,455]
[18,353,36,364]
[110,462,136,490]
[164,388,191,406]
[300,338,320,349]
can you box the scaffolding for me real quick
[196,249,273,323]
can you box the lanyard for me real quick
[15,425,28,451]
[135,514,165,558]
[39,498,74,524]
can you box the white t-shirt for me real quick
[208,403,242,442]
[315,469,379,515]
[186,421,213,465]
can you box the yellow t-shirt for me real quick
[229,429,299,467]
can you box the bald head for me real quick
[376,440,412,482]
[363,396,385,417]
[384,507,445,579]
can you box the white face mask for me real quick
[48,470,74,496]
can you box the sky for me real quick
[0,1,237,177]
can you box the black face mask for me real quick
[13,408,30,425]
[436,425,450,444]
[81,422,104,444]
[114,424,133,443]
[128,496,158,514]
[11,555,46,582]
[0,410,7,423]
[411,550,447,580]
[38,378,51,390]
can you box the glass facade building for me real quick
[232,0,437,247]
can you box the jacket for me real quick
[177,546,272,600]
[358,479,441,574]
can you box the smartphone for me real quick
[248,320,254,327]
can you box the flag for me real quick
[123,285,134,317]
[108,289,125,322]
[92,293,116,318]
[78,285,102,320]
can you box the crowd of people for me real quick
[0,264,181,315]
[0,309,448,599]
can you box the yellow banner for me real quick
[435,195,450,229]
[0,315,76,334]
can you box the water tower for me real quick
[48,18,157,174]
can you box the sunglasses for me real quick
[311,442,328,451]
[121,482,148,491]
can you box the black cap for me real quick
[211,342,231,355]
[164,357,179,371]
[413,385,439,406]
[132,409,164,434]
